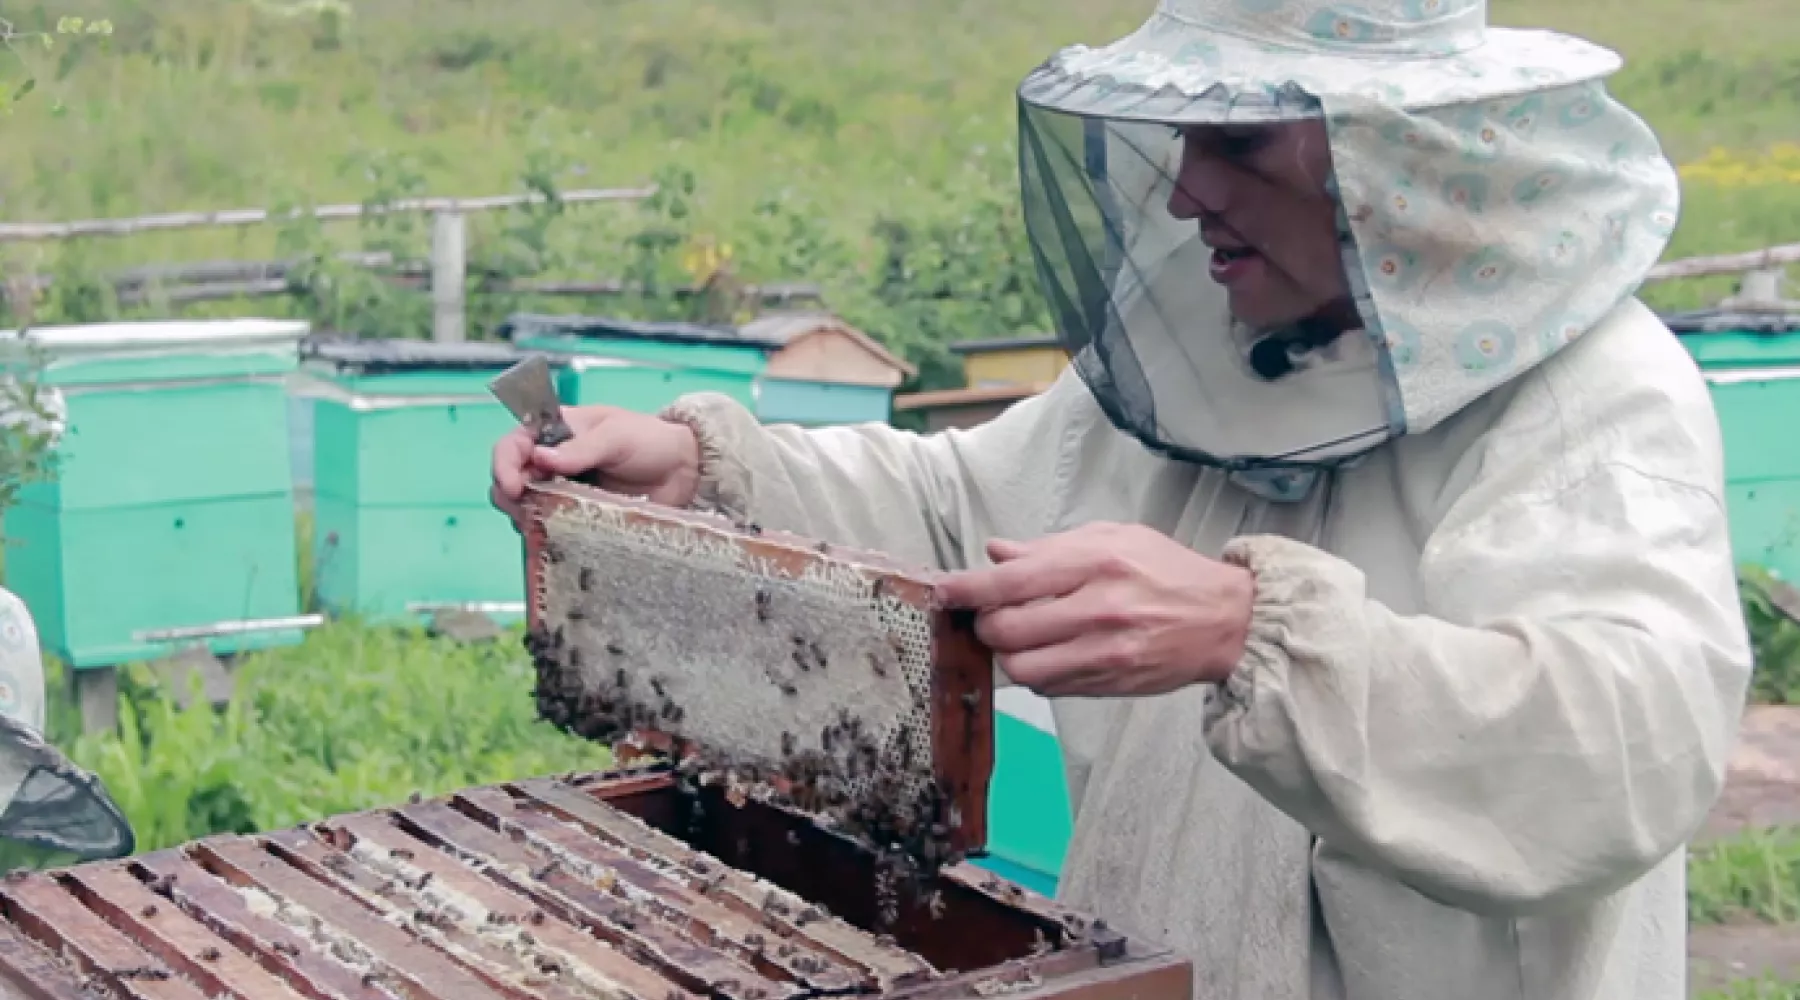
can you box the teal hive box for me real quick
[0,319,314,669]
[297,337,558,623]
[968,688,1072,897]
[1668,308,1800,582]
[498,314,770,415]
[737,313,915,427]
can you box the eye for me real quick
[1178,126,1276,161]
[1215,130,1273,157]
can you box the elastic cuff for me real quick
[1212,535,1306,718]
[659,394,751,519]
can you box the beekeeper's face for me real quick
[1166,119,1351,333]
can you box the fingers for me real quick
[938,540,1090,610]
[997,631,1138,697]
[489,481,524,527]
[974,596,1088,654]
[491,428,537,500]
[532,415,634,478]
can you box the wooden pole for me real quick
[1645,243,1800,283]
[0,186,655,243]
[1740,268,1785,302]
[431,211,467,343]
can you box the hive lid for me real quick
[497,313,786,350]
[0,319,310,359]
[1664,307,1800,335]
[301,334,546,375]
[518,480,995,868]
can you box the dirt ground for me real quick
[1692,923,1800,994]
[1701,706,1800,842]
[1692,705,1800,995]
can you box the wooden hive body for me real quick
[0,769,1191,1000]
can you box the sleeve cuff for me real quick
[658,393,755,519]
[1209,534,1357,720]
[1212,536,1284,718]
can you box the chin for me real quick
[1227,298,1300,333]
[1228,290,1333,334]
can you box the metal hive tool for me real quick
[0,768,1191,1000]
[517,480,995,871]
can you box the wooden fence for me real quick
[0,184,821,340]
[2,187,1795,338]
[1645,243,1800,308]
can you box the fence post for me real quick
[431,210,467,342]
[1738,267,1785,304]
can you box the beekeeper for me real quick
[493,0,1753,996]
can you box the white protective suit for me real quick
[665,290,1750,999]
[649,2,1753,996]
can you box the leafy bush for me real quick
[1741,566,1800,705]
[49,623,610,853]
[0,358,61,519]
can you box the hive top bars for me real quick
[0,767,1189,1000]
[518,480,995,868]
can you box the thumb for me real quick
[533,430,629,478]
[986,537,1031,563]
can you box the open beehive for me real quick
[0,767,1191,1000]
[517,480,995,870]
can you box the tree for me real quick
[0,343,62,517]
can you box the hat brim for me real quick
[1017,16,1623,124]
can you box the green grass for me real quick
[1691,828,1800,925]
[0,0,1793,350]
[44,621,610,853]
[1705,980,1800,1000]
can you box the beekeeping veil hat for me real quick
[1016,0,1680,500]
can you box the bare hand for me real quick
[936,523,1255,697]
[490,405,703,528]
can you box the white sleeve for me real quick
[660,377,1078,574]
[1203,349,1754,917]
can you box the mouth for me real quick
[1208,244,1264,284]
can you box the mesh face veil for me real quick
[1013,0,1683,492]
[1020,105,1395,473]
[0,714,134,866]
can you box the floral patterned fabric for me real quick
[1019,0,1623,124]
[1012,0,1680,500]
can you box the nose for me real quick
[1166,141,1238,221]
